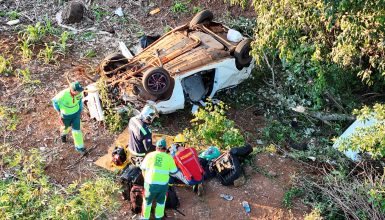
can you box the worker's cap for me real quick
[71,81,84,92]
[156,138,167,148]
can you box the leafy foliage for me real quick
[338,104,385,159]
[184,101,245,149]
[229,0,385,110]
[0,145,120,219]
[22,22,46,43]
[97,78,133,133]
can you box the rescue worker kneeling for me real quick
[169,134,204,196]
[140,139,178,220]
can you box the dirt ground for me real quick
[1,1,311,219]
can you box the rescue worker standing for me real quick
[140,139,178,220]
[52,81,85,153]
[128,105,158,166]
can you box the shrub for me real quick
[97,78,133,133]
[184,101,245,149]
[283,187,303,208]
[22,22,46,43]
[0,106,19,134]
[0,145,120,219]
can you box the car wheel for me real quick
[189,10,214,28]
[100,53,128,77]
[142,67,171,97]
[234,39,253,68]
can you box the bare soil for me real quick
[0,1,310,219]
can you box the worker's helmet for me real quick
[174,134,186,144]
[139,104,159,123]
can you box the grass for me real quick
[7,11,19,20]
[92,5,109,22]
[57,31,70,53]
[80,31,96,41]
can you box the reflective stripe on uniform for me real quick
[128,147,146,157]
[132,117,147,136]
[141,151,177,185]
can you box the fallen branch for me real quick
[65,145,97,170]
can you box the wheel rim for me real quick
[147,72,167,92]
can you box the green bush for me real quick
[97,78,133,133]
[0,106,19,133]
[184,101,245,149]
[283,187,303,208]
[0,145,120,219]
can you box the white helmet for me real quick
[139,104,159,123]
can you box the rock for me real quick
[267,170,277,177]
[39,147,46,151]
[62,1,85,24]
[7,19,20,26]
[233,174,246,187]
[256,139,263,145]
[114,7,124,17]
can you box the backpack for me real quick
[112,146,127,166]
[174,148,204,182]
[210,152,242,186]
[130,185,144,214]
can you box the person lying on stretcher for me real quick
[168,134,204,196]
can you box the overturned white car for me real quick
[92,10,255,114]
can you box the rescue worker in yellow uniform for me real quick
[52,81,85,153]
[140,139,178,220]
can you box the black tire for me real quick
[189,10,214,28]
[100,53,128,77]
[234,39,253,68]
[142,67,171,97]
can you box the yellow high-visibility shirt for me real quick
[140,151,178,185]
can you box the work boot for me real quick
[76,147,87,156]
[197,183,204,197]
[61,135,67,143]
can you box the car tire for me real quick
[142,67,171,97]
[100,53,128,77]
[189,10,214,28]
[234,39,253,68]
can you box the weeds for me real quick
[0,106,19,133]
[38,43,56,64]
[225,16,256,38]
[7,10,19,20]
[0,145,120,219]
[57,31,70,53]
[192,6,203,13]
[16,68,41,85]
[171,1,189,13]
[84,49,97,58]
[92,5,109,22]
[81,31,96,41]
[0,55,13,75]
[283,187,304,208]
[19,39,33,62]
[22,22,46,43]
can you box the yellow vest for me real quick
[140,151,178,185]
